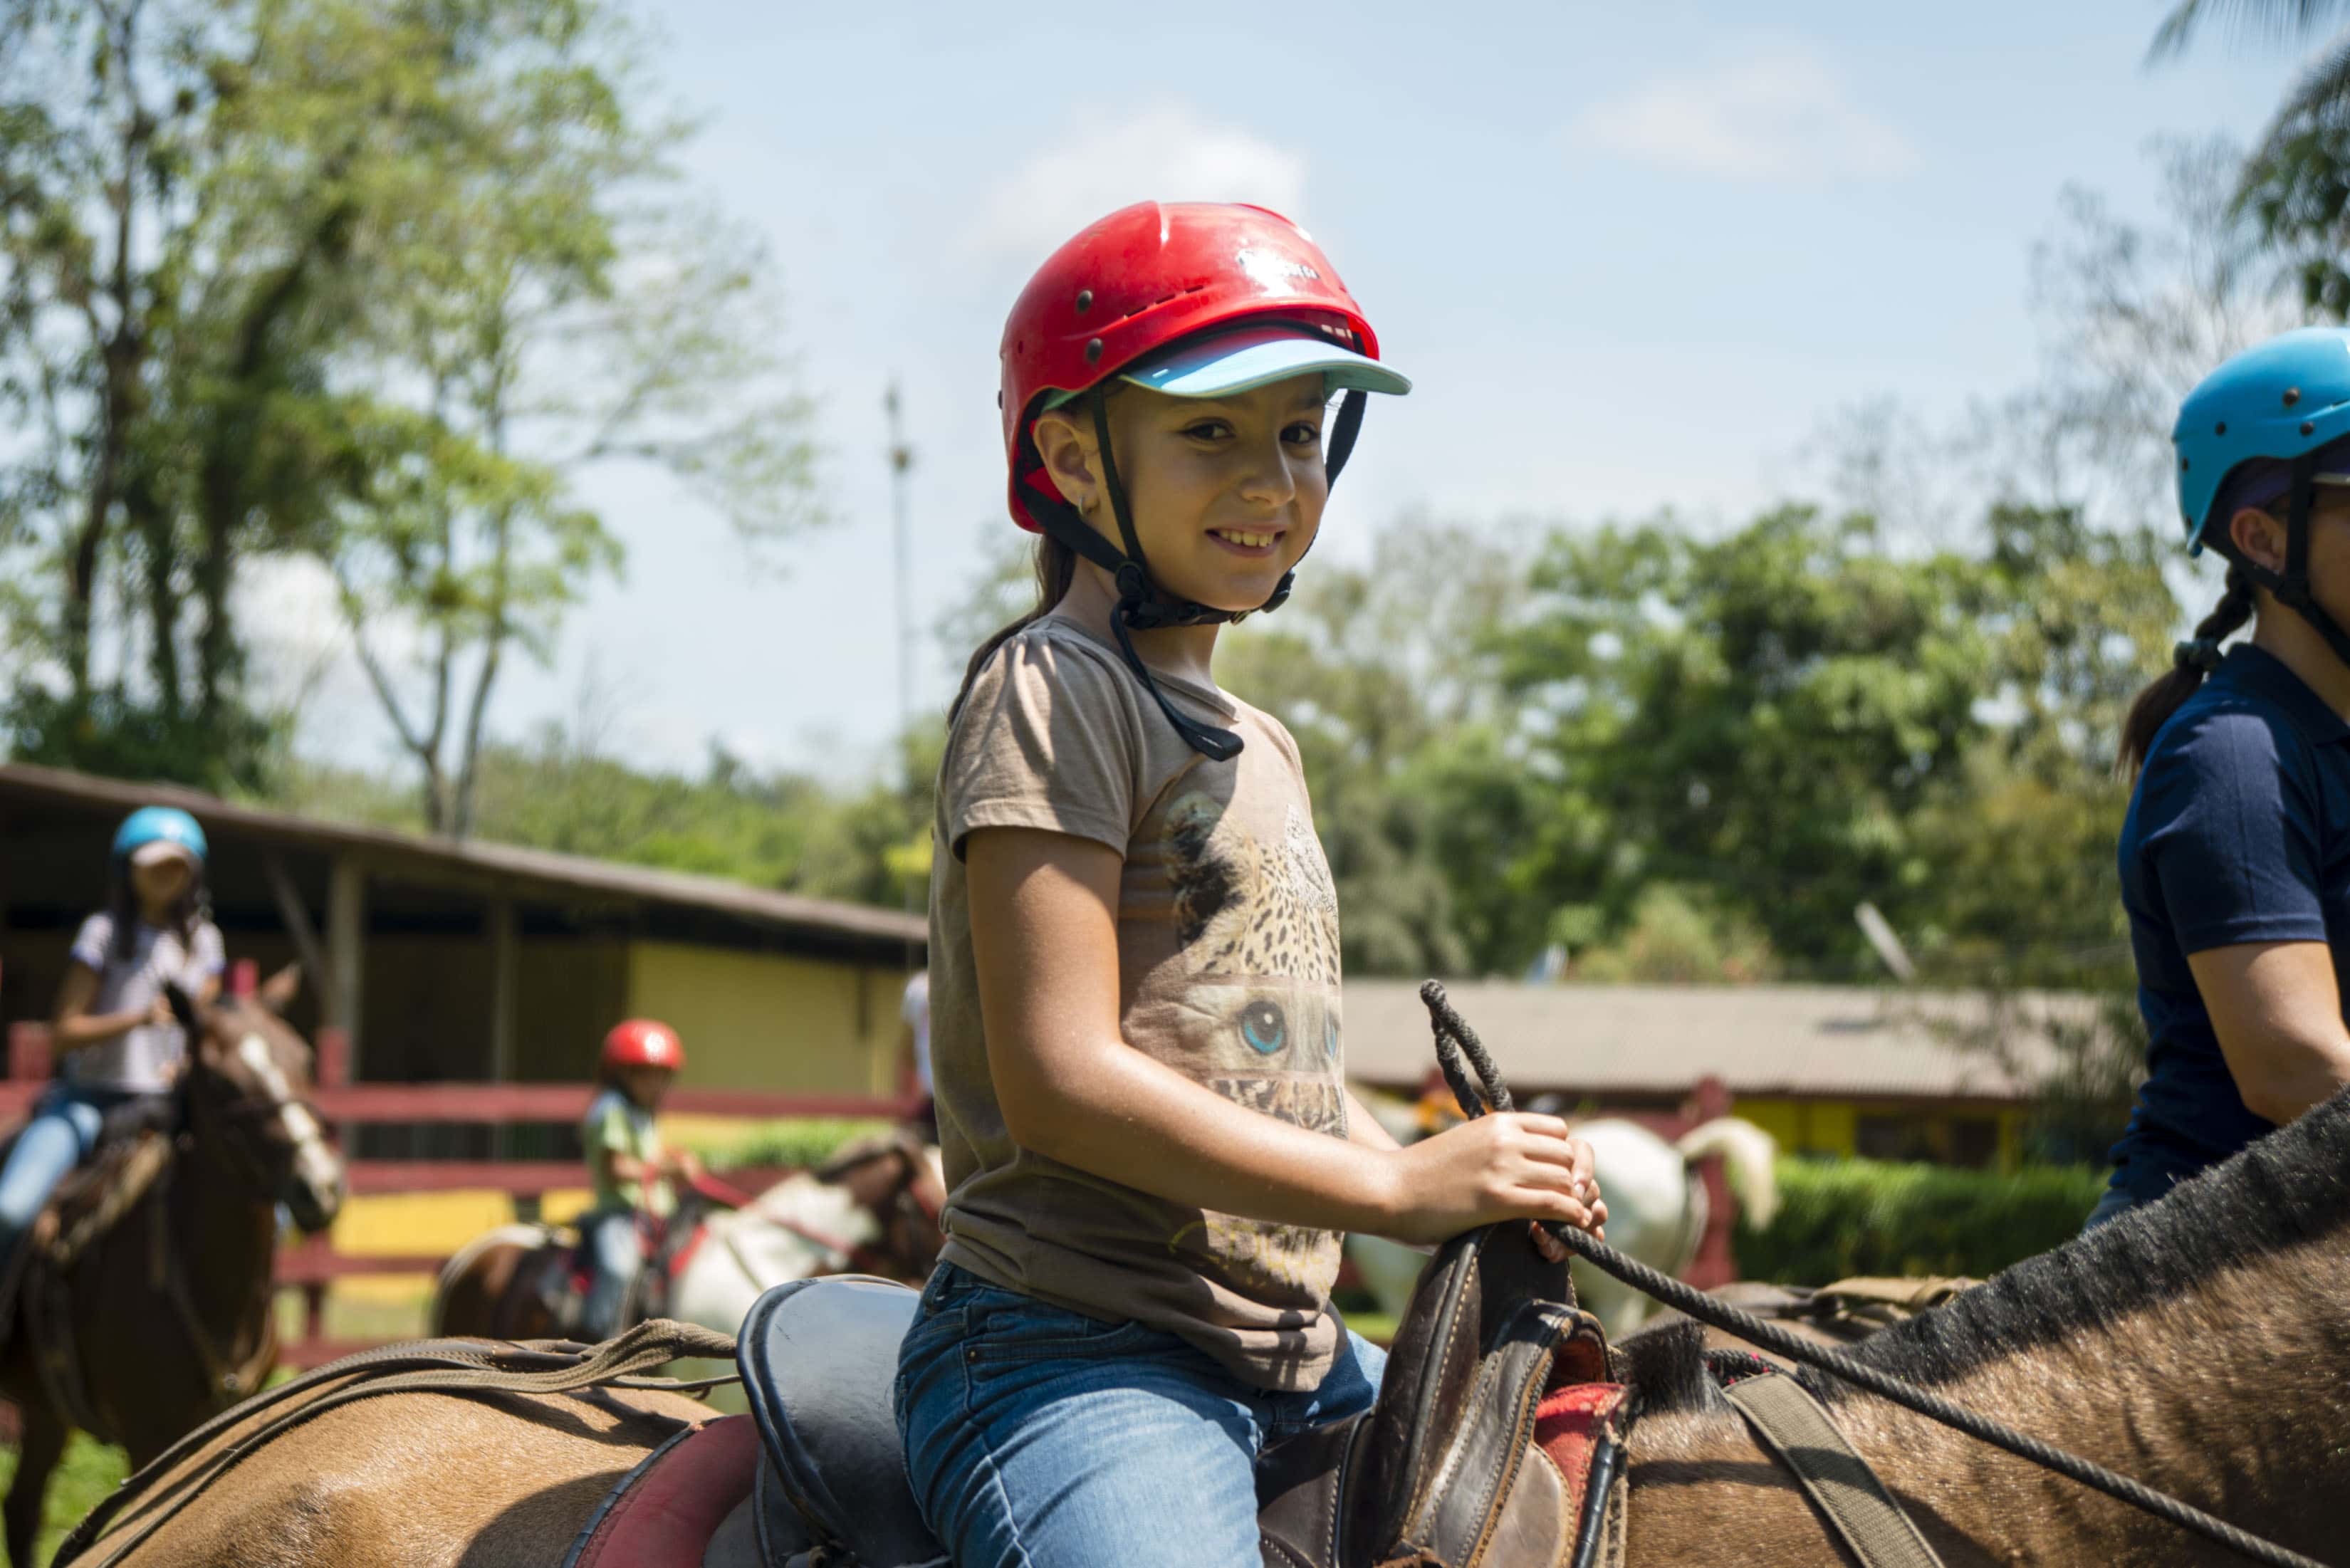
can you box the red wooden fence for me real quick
[4,1015,920,1368]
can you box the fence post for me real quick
[315,1025,350,1090]
[7,1022,51,1084]
[1684,1074,1739,1290]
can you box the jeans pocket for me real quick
[963,1301,1162,1366]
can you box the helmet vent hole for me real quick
[2285,388,2303,407]
[2302,420,2317,437]
[2215,422,2227,436]
[2181,457,2190,470]
[1085,338,1103,364]
[1075,289,1093,313]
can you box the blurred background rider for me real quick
[0,806,224,1332]
[578,1018,701,1339]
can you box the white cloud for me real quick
[971,101,1309,259]
[1566,48,1919,184]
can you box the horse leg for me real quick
[4,1401,66,1568]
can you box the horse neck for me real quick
[171,1096,280,1310]
[753,1176,881,1248]
[1624,1231,2350,1564]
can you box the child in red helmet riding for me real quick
[578,1020,701,1341]
[892,202,1608,1567]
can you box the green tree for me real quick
[0,0,820,811]
[1493,502,2176,979]
[312,3,820,836]
[0,0,388,785]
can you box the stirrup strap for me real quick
[1724,1369,1946,1568]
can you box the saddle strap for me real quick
[1724,1371,1947,1568]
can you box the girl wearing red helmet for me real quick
[578,1019,701,1340]
[892,203,1607,1568]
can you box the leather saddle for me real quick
[726,1223,1631,1568]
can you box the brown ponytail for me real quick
[949,532,1079,726]
[2118,566,2257,779]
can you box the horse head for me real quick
[165,977,347,1233]
[813,1129,946,1279]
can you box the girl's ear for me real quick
[2228,506,2289,573]
[1031,408,1100,514]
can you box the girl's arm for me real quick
[1344,1092,1401,1151]
[51,963,165,1052]
[2188,940,2350,1124]
[969,826,1599,1243]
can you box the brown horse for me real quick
[51,1083,2350,1567]
[1,985,344,1568]
[430,1129,944,1343]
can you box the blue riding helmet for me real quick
[112,805,208,864]
[2174,326,2350,552]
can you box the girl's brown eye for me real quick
[1285,422,1322,444]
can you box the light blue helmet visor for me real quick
[1119,323,1412,400]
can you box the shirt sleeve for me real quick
[2138,709,2331,953]
[580,1092,625,1159]
[941,629,1142,860]
[68,914,112,972]
[190,921,226,978]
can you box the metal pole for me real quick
[885,384,923,996]
[886,382,916,762]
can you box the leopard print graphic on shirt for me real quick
[1166,794,1341,986]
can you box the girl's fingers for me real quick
[1565,1139,1597,1189]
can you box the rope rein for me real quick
[1418,980,2327,1568]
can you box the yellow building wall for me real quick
[1732,1097,2026,1171]
[1735,1098,1858,1161]
[624,941,901,1095]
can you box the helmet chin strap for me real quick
[2236,451,2350,672]
[1029,386,1370,761]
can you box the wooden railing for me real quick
[3,1013,919,1367]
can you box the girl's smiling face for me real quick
[1034,373,1331,615]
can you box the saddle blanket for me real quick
[561,1413,759,1568]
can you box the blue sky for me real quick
[284,1,2309,781]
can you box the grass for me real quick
[0,1431,128,1567]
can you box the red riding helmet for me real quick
[1000,202,1382,531]
[601,1019,684,1074]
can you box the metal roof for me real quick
[1343,980,2097,1103]
[0,761,925,950]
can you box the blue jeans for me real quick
[579,1208,642,1340]
[0,1087,118,1270]
[894,1263,1386,1568]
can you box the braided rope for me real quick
[1416,981,2326,1568]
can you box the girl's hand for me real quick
[148,995,177,1028]
[1381,1113,1606,1246]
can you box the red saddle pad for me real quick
[565,1412,758,1568]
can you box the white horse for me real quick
[1347,1114,1780,1342]
[434,1147,945,1413]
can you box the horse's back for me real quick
[73,1376,709,1568]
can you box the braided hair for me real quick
[2119,566,2257,778]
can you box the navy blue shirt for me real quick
[2111,644,2350,1203]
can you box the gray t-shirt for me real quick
[64,913,224,1092]
[930,615,1350,1392]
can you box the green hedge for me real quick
[1733,1158,2109,1284]
[670,1117,895,1170]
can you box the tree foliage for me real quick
[0,0,820,810]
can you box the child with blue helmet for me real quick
[0,806,224,1326]
[2098,328,2350,1227]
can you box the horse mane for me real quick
[1618,1084,2350,1417]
